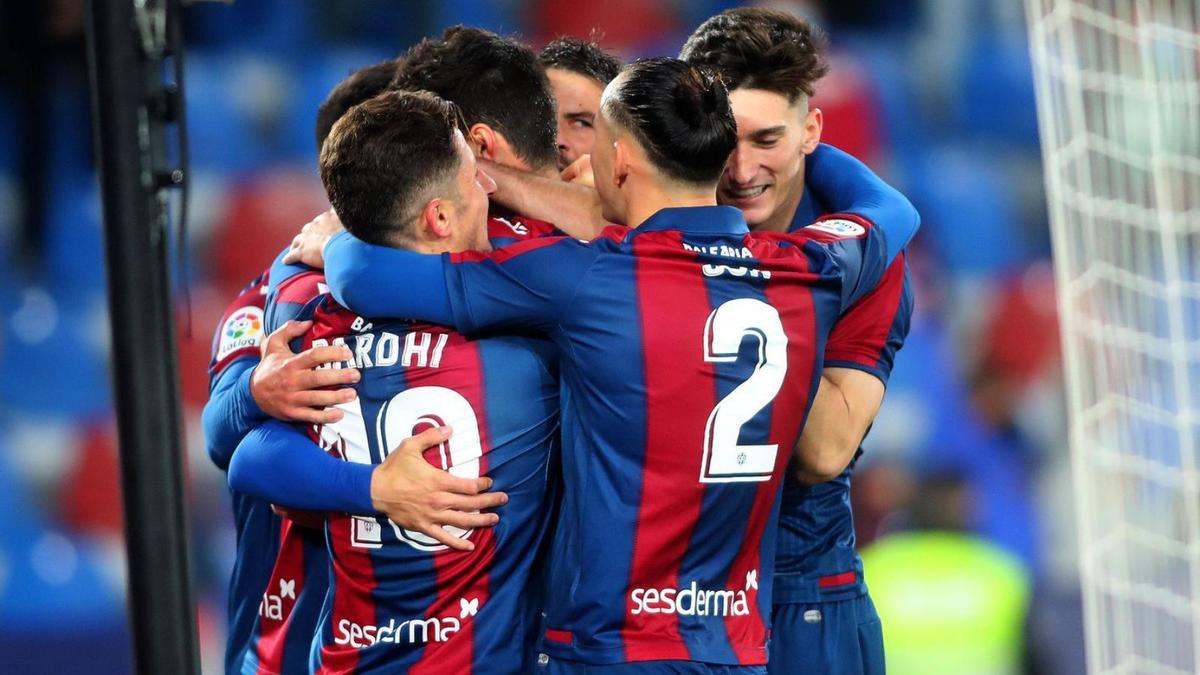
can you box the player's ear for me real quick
[468,124,499,162]
[801,107,823,155]
[612,137,631,189]
[421,198,452,240]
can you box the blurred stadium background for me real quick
[0,0,1076,672]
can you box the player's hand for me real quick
[560,154,594,187]
[283,209,345,267]
[250,319,360,424]
[370,426,508,552]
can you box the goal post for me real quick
[1026,1,1200,673]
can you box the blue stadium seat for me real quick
[283,48,396,163]
[909,147,1026,275]
[185,51,280,171]
[957,35,1040,147]
[43,170,106,291]
[0,441,125,634]
[0,285,111,418]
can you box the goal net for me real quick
[1026,1,1200,673]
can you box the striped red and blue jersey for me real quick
[297,294,559,675]
[485,209,560,249]
[770,198,914,605]
[207,268,329,675]
[440,205,896,666]
[222,262,333,675]
[208,270,280,675]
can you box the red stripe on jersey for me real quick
[620,230,714,661]
[818,571,858,588]
[486,214,559,241]
[545,629,574,644]
[719,240,817,664]
[253,518,309,674]
[274,270,327,306]
[408,333,493,675]
[595,225,632,244]
[317,515,380,675]
[824,254,905,368]
[451,236,563,264]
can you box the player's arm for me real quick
[202,275,272,470]
[801,144,919,309]
[228,421,507,552]
[794,368,885,484]
[480,158,610,239]
[322,232,596,335]
[794,257,914,484]
[203,359,267,471]
[804,143,920,271]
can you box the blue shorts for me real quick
[768,594,884,675]
[536,656,766,675]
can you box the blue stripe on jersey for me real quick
[542,237,647,662]
[226,492,282,674]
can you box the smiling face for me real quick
[547,67,606,171]
[719,88,822,232]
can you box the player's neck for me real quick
[757,177,807,234]
[626,184,718,229]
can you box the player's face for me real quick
[547,68,606,172]
[449,132,497,252]
[590,109,625,224]
[720,88,821,232]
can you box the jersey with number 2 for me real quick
[440,205,894,666]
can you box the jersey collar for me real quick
[635,205,749,235]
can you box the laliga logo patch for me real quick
[217,306,265,360]
[805,218,866,238]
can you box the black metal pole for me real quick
[84,1,199,673]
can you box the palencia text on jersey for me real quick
[312,330,449,370]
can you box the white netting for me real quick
[1026,1,1200,673]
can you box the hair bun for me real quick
[672,65,726,127]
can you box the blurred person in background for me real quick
[861,470,1031,675]
[537,36,622,176]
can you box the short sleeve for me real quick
[444,236,599,336]
[793,213,893,311]
[823,255,914,384]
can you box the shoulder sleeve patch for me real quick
[216,305,265,362]
[803,218,866,238]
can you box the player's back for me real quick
[301,295,560,675]
[529,207,853,665]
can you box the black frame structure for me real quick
[85,1,199,672]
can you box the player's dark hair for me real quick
[602,58,736,186]
[314,59,400,153]
[320,90,467,247]
[539,36,623,85]
[679,7,829,101]
[392,26,558,172]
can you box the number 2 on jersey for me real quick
[700,298,788,483]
